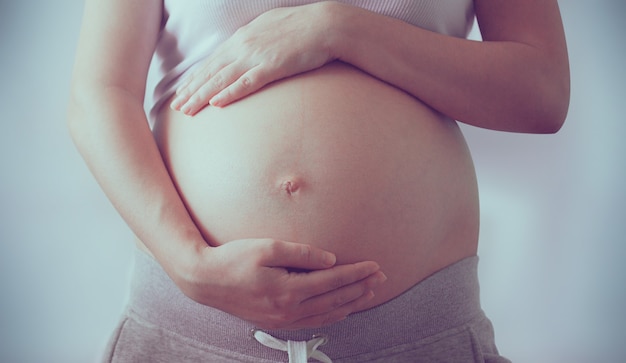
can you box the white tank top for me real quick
[144,0,475,125]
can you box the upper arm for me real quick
[70,0,162,100]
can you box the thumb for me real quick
[259,240,337,270]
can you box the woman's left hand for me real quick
[171,2,339,115]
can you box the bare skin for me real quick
[68,0,569,329]
[154,61,479,309]
[68,0,385,330]
[173,1,569,132]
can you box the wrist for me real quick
[178,240,213,277]
[316,1,348,61]
[320,1,359,63]
[154,234,213,286]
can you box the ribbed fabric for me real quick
[144,0,475,126]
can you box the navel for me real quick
[279,178,303,196]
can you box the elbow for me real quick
[540,85,570,134]
[545,107,568,134]
[526,71,570,134]
[533,100,568,134]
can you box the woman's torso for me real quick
[148,61,479,308]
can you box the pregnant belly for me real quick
[153,61,479,307]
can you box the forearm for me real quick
[329,3,569,133]
[67,86,207,275]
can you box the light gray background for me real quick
[1,1,624,362]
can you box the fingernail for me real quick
[323,253,336,267]
[373,272,387,285]
[181,104,192,115]
[379,272,387,282]
[170,96,183,110]
[209,95,222,107]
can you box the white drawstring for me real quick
[253,329,332,363]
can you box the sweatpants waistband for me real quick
[127,249,485,360]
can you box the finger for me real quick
[209,65,273,107]
[178,47,227,96]
[175,74,194,96]
[287,290,377,330]
[258,240,337,270]
[171,52,229,111]
[180,64,247,115]
[170,78,204,111]
[288,261,382,298]
[170,65,216,111]
[287,271,387,330]
[297,270,386,316]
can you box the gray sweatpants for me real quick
[102,250,510,362]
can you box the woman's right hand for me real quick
[171,238,386,330]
